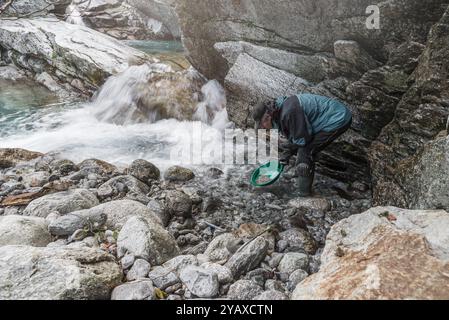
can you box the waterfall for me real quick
[66,4,86,26]
[193,79,230,131]
[90,63,231,130]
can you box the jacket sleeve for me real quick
[280,98,312,147]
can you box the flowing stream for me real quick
[0,41,240,172]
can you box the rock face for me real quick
[370,7,449,208]
[1,0,70,18]
[0,215,52,247]
[0,18,148,92]
[174,0,449,190]
[175,0,445,81]
[0,246,122,300]
[292,207,449,300]
[65,0,180,40]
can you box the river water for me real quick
[0,41,243,171]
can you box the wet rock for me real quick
[0,148,43,169]
[292,207,449,300]
[127,159,160,184]
[165,190,192,218]
[225,236,269,278]
[227,280,263,300]
[21,171,50,188]
[49,159,78,176]
[97,175,151,204]
[48,209,107,236]
[164,166,195,182]
[23,189,99,218]
[253,290,289,300]
[202,196,223,213]
[0,245,122,299]
[179,266,219,298]
[200,262,233,284]
[126,259,152,281]
[206,167,224,179]
[148,267,180,290]
[111,279,155,300]
[78,159,118,176]
[117,216,179,265]
[0,215,51,247]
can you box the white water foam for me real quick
[0,65,235,170]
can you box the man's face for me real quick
[260,113,273,129]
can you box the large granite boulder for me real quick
[1,0,70,18]
[23,189,99,218]
[0,245,122,300]
[0,215,52,247]
[0,18,148,92]
[65,0,180,40]
[292,207,449,300]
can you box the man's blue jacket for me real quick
[273,94,352,146]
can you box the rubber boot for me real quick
[296,163,315,197]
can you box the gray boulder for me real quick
[164,166,195,182]
[126,259,151,281]
[0,215,51,247]
[225,236,269,278]
[48,209,107,236]
[179,266,219,298]
[165,190,192,218]
[0,18,148,92]
[227,280,263,300]
[200,262,233,284]
[148,266,179,290]
[117,216,179,265]
[204,233,240,263]
[111,279,155,300]
[127,159,160,184]
[0,245,122,300]
[67,200,162,232]
[97,175,151,204]
[23,189,99,218]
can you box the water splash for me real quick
[1,64,235,169]
[194,80,231,131]
[66,4,86,26]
